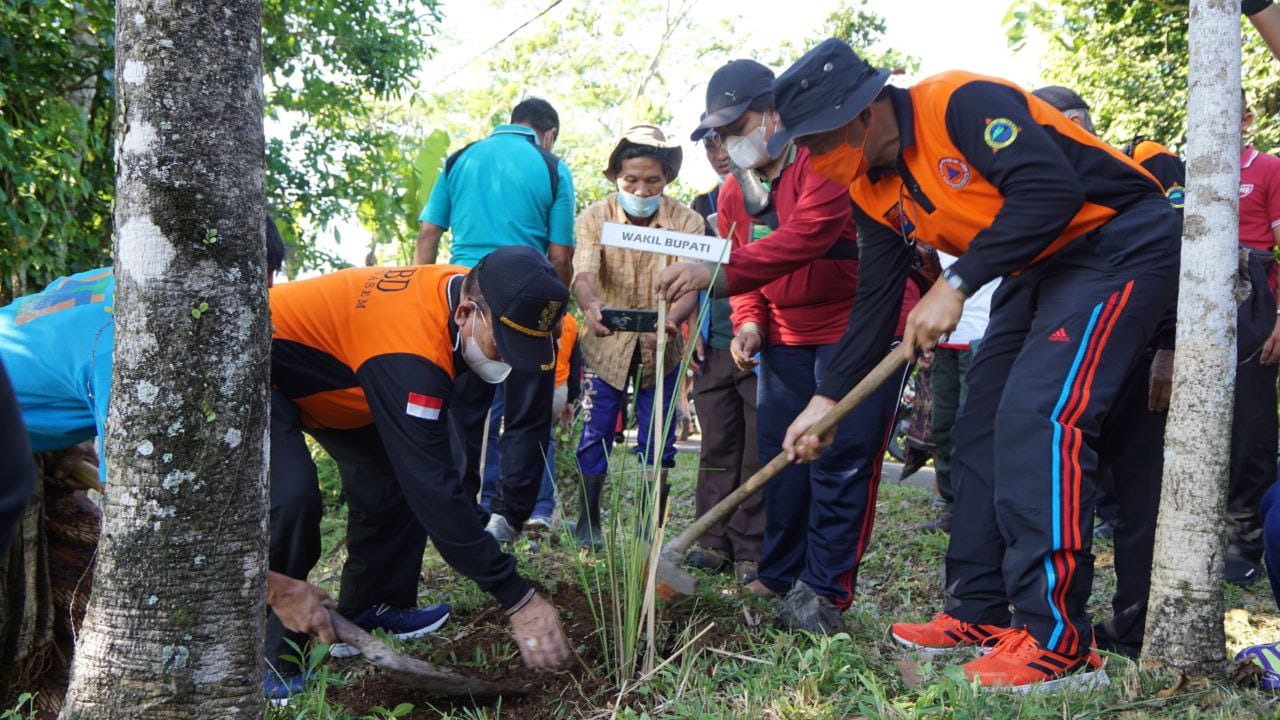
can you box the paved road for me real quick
[673,435,935,491]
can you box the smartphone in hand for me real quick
[600,308,659,333]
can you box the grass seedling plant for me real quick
[568,254,724,693]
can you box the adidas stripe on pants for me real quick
[941,196,1180,657]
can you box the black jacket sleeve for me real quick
[0,361,35,558]
[357,353,530,609]
[1142,153,1186,196]
[943,81,1086,290]
[815,203,914,400]
[1143,152,1184,349]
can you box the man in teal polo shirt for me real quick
[413,98,578,541]
[414,97,575,283]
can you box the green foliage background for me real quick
[0,0,442,299]
[7,0,1277,298]
[1007,1,1280,152]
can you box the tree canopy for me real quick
[0,0,442,298]
[1007,0,1280,152]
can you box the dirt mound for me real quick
[329,582,613,719]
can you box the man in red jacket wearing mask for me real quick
[671,58,917,634]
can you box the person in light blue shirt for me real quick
[0,267,116,470]
[0,220,286,483]
[414,97,576,286]
[415,98,578,539]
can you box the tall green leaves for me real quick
[0,0,443,297]
[0,0,115,301]
[1006,1,1280,152]
[262,0,443,272]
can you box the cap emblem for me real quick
[538,300,563,332]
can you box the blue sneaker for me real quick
[329,602,451,658]
[263,670,310,705]
[1236,641,1280,689]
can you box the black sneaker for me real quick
[684,547,730,573]
[777,580,846,635]
[1227,556,1263,587]
[1093,520,1115,540]
[919,511,952,533]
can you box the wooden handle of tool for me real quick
[663,348,908,557]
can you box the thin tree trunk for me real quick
[1142,0,1240,676]
[60,1,269,717]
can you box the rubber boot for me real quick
[657,471,671,529]
[640,472,672,541]
[571,473,606,548]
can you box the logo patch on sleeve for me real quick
[938,158,971,189]
[406,392,443,421]
[1165,184,1185,209]
[983,118,1019,151]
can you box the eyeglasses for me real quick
[702,134,723,151]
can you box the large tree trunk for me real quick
[1142,0,1240,676]
[59,2,269,718]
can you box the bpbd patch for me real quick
[983,117,1019,151]
[938,157,971,189]
[1165,184,1185,209]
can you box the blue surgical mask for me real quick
[617,189,662,218]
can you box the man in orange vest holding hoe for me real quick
[770,39,1180,691]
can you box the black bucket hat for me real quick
[472,246,569,373]
[1031,85,1090,113]
[690,59,775,141]
[768,38,891,157]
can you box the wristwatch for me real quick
[942,267,974,298]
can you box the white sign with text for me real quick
[599,222,731,264]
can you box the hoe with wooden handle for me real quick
[655,348,909,600]
[329,612,526,698]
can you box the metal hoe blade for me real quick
[330,612,526,699]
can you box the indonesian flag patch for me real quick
[405,392,443,421]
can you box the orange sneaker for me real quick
[962,628,1108,692]
[890,612,1005,654]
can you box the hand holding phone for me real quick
[600,307,659,333]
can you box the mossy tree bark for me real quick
[60,1,269,717]
[1142,0,1240,677]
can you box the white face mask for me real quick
[455,303,512,384]
[725,115,775,170]
[617,189,662,218]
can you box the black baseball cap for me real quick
[472,246,569,373]
[690,59,775,141]
[1031,86,1090,113]
[768,38,891,157]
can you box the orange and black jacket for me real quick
[270,265,530,609]
[819,71,1168,399]
[1129,139,1186,208]
[1129,139,1185,349]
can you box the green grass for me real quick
[285,445,1280,719]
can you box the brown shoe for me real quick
[745,578,780,597]
[735,561,759,584]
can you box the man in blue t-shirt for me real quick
[0,220,366,699]
[414,97,575,283]
[0,222,286,478]
[414,98,578,540]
